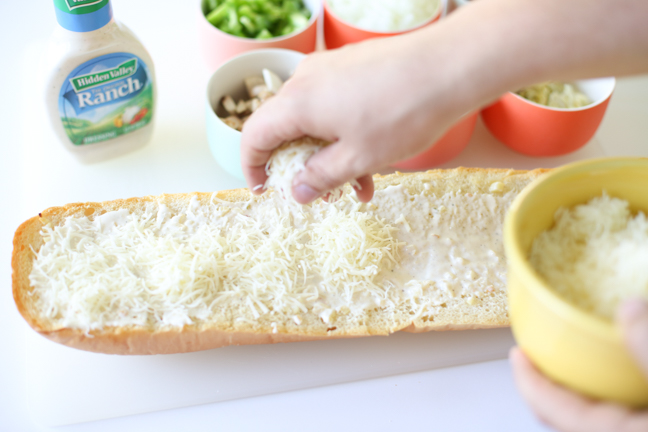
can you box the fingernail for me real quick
[251,184,265,194]
[293,183,319,203]
[618,298,648,327]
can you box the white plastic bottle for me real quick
[45,0,156,163]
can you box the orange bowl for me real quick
[481,78,615,157]
[198,0,320,71]
[391,111,478,170]
[323,0,443,49]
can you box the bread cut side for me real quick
[12,167,547,354]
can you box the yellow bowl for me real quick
[504,157,648,407]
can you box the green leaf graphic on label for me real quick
[53,0,109,14]
[59,53,154,146]
[69,59,138,92]
[65,0,105,10]
[63,83,154,145]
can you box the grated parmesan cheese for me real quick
[530,194,648,320]
[327,0,441,32]
[29,193,402,332]
[28,179,521,333]
[264,138,359,202]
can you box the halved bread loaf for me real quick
[12,167,547,354]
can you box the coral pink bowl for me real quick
[323,0,443,49]
[481,77,616,157]
[391,111,478,170]
[198,0,321,71]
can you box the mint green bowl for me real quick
[205,48,307,180]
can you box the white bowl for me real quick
[206,48,307,180]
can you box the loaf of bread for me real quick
[12,167,547,355]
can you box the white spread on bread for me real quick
[29,184,514,332]
[93,208,130,233]
[370,185,510,304]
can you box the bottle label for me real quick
[58,52,154,146]
[55,0,109,14]
[53,0,112,32]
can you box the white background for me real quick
[1,0,647,431]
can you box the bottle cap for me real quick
[53,0,113,32]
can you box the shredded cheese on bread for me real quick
[29,194,402,332]
[13,168,547,354]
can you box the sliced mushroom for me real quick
[236,99,249,114]
[257,89,274,102]
[244,76,266,98]
[221,115,243,131]
[262,68,284,93]
[219,69,284,131]
[221,95,237,115]
[250,98,262,112]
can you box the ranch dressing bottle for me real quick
[46,0,156,163]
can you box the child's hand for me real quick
[240,0,648,205]
[240,30,474,204]
[510,299,648,432]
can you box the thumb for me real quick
[291,141,375,204]
[240,95,308,193]
[618,298,648,377]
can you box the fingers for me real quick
[242,99,376,203]
[291,141,374,204]
[510,347,591,431]
[509,347,642,432]
[618,299,648,378]
[353,174,375,203]
[240,95,306,193]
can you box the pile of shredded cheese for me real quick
[28,172,523,333]
[327,0,440,32]
[29,194,402,332]
[530,194,648,320]
[516,82,591,109]
[264,138,359,202]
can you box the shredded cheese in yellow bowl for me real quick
[530,193,648,321]
[505,157,648,407]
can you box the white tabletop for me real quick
[2,1,647,431]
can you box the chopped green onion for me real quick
[289,12,309,29]
[240,16,256,34]
[206,0,218,13]
[203,0,311,39]
[206,3,229,26]
[256,29,273,39]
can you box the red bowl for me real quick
[481,78,616,157]
[323,0,443,50]
[198,0,320,71]
[391,111,478,170]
